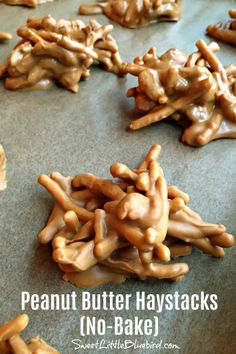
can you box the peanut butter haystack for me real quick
[38,145,234,288]
[79,0,181,29]
[125,40,236,146]
[0,16,125,92]
[0,314,59,354]
[207,9,236,46]
[0,145,7,191]
[0,0,53,8]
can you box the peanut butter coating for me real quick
[207,9,236,46]
[79,0,181,29]
[125,40,236,146]
[0,16,126,92]
[38,145,234,288]
[0,314,59,353]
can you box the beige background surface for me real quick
[0,0,236,353]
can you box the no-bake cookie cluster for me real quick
[0,16,125,92]
[125,40,236,146]
[38,145,234,288]
[79,0,181,28]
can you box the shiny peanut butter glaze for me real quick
[79,0,181,29]
[0,145,7,191]
[0,16,126,92]
[0,0,53,8]
[0,314,59,354]
[125,40,236,146]
[207,9,236,46]
[37,145,234,288]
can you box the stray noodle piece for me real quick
[0,32,12,42]
[125,40,236,146]
[0,0,53,8]
[79,0,181,29]
[0,16,125,92]
[207,9,236,46]
[0,145,7,191]
[0,314,59,353]
[38,145,234,288]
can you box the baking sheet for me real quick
[0,0,236,353]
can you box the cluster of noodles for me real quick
[79,0,181,28]
[38,145,234,288]
[0,16,125,92]
[125,40,236,146]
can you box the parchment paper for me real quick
[0,1,236,353]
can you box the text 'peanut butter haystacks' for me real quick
[125,40,236,146]
[207,9,236,46]
[37,145,234,288]
[79,0,181,29]
[0,314,60,354]
[0,0,54,7]
[0,16,125,92]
